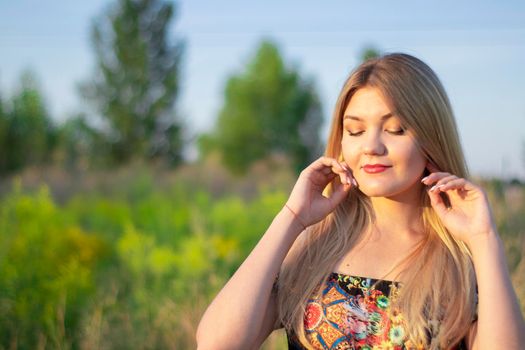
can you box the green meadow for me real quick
[0,159,523,349]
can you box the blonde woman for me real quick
[196,53,525,349]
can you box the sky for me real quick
[1,0,524,179]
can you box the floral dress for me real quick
[286,272,467,350]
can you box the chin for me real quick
[356,183,391,197]
[356,181,411,198]
[358,188,390,198]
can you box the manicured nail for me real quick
[430,184,443,192]
[421,176,428,183]
[351,178,358,187]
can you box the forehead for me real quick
[343,87,394,121]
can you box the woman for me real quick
[196,53,525,349]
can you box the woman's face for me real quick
[341,86,427,198]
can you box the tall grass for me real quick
[0,160,523,349]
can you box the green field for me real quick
[0,160,523,349]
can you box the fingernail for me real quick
[430,184,443,192]
[351,178,358,187]
[421,176,428,182]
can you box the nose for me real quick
[361,130,386,156]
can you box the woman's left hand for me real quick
[422,165,497,246]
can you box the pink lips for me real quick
[362,164,391,174]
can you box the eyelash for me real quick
[347,129,406,137]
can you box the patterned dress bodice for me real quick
[286,272,467,350]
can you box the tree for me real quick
[80,0,184,165]
[200,40,323,174]
[0,91,7,171]
[54,113,106,169]
[0,71,56,173]
[360,45,381,62]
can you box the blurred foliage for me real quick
[0,71,57,174]
[54,113,107,170]
[0,162,523,349]
[360,45,381,62]
[0,0,186,175]
[199,40,324,175]
[0,159,292,349]
[79,0,185,166]
[0,183,107,348]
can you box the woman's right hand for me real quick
[285,156,357,229]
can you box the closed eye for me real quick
[346,129,405,137]
[387,129,405,135]
[347,130,364,136]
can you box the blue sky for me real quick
[1,0,524,178]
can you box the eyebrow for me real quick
[343,112,395,122]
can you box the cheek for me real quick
[406,141,426,163]
[400,145,427,175]
[341,140,359,167]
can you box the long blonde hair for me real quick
[276,53,477,349]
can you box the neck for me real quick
[367,185,425,241]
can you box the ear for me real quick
[426,160,440,173]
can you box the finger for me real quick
[340,162,358,187]
[315,157,346,176]
[310,157,338,171]
[323,160,352,186]
[309,157,347,182]
[421,172,453,185]
[325,172,338,180]
[321,167,333,175]
[340,162,351,172]
[330,169,353,188]
[429,175,459,190]
[339,162,358,186]
[335,170,351,186]
[313,157,357,188]
[434,178,477,192]
[324,162,349,185]
[334,162,353,185]
[324,157,343,170]
[329,180,351,208]
[427,186,448,215]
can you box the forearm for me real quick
[469,230,525,349]
[196,207,302,349]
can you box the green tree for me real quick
[360,45,381,62]
[80,0,185,165]
[0,91,7,171]
[200,40,323,174]
[55,113,106,169]
[1,70,56,173]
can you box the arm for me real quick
[423,171,525,349]
[196,157,354,350]
[196,207,303,350]
[467,230,525,349]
